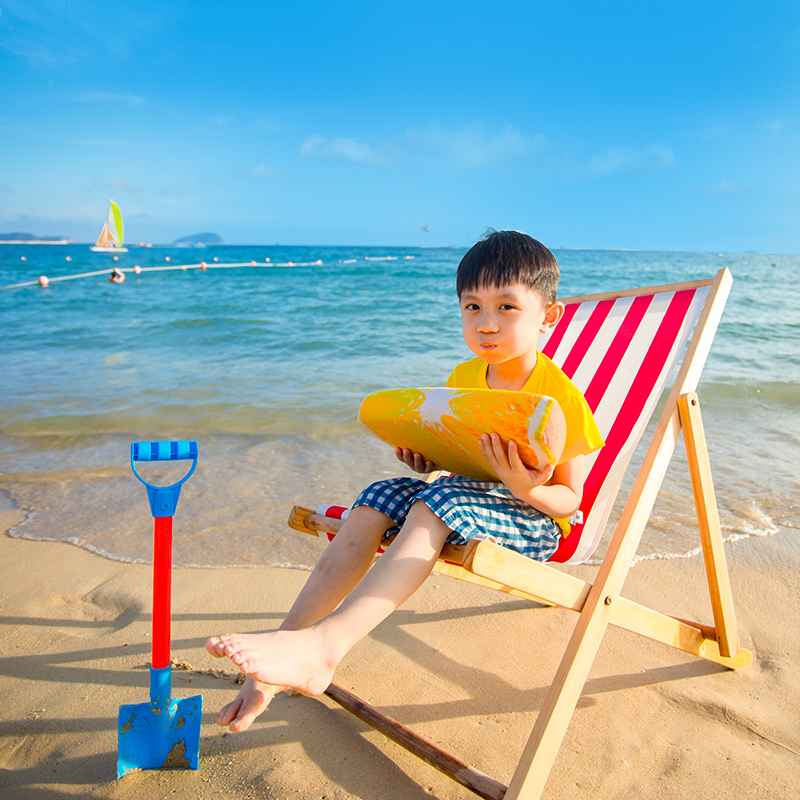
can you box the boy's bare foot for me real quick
[216,676,287,732]
[205,628,339,697]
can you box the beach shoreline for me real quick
[1,503,798,799]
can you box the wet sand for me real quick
[1,503,798,799]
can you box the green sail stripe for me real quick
[110,201,124,245]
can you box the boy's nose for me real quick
[477,314,499,333]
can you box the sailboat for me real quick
[90,200,128,253]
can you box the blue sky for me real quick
[1,1,799,251]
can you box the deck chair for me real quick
[288,267,751,800]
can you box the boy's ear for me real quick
[540,301,565,333]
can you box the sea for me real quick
[1,244,798,571]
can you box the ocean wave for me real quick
[9,529,316,571]
[0,404,365,438]
[698,379,800,407]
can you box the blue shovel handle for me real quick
[131,441,198,517]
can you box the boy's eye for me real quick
[464,302,480,311]
[500,303,518,311]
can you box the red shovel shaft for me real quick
[152,515,173,669]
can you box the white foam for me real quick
[584,523,779,567]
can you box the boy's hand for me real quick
[479,433,554,497]
[395,447,436,474]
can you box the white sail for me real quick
[91,200,128,252]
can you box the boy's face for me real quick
[459,282,563,369]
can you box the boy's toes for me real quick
[230,651,258,672]
[228,710,258,733]
[206,636,225,657]
[215,678,286,732]
[216,698,242,726]
[206,634,239,658]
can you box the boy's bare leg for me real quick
[281,505,396,631]
[208,501,450,701]
[207,505,394,731]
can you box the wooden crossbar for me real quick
[323,682,507,800]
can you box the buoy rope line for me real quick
[1,255,414,290]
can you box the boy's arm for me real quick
[479,434,583,519]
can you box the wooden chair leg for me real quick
[503,584,615,800]
[678,393,739,658]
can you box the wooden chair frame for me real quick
[288,267,751,800]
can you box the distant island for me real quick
[173,232,226,246]
[0,232,76,244]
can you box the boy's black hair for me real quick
[456,230,560,305]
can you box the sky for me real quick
[1,1,799,251]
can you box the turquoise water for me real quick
[1,244,798,567]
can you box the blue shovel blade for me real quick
[117,694,202,778]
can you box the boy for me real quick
[207,231,603,732]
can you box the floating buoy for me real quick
[0,253,406,291]
[113,255,119,261]
[66,256,72,262]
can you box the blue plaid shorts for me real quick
[353,475,560,562]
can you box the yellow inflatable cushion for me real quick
[359,387,567,483]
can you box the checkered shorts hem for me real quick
[353,475,560,562]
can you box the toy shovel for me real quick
[117,440,202,778]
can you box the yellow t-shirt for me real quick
[445,353,604,537]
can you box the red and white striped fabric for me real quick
[539,283,711,563]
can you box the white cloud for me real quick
[1,1,183,66]
[298,125,677,183]
[699,179,755,197]
[587,144,677,178]
[235,164,283,180]
[249,163,282,179]
[73,90,145,107]
[713,179,740,195]
[299,123,545,170]
[761,120,786,136]
[300,135,391,166]
[254,116,291,133]
[403,123,545,168]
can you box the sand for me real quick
[1,501,798,799]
